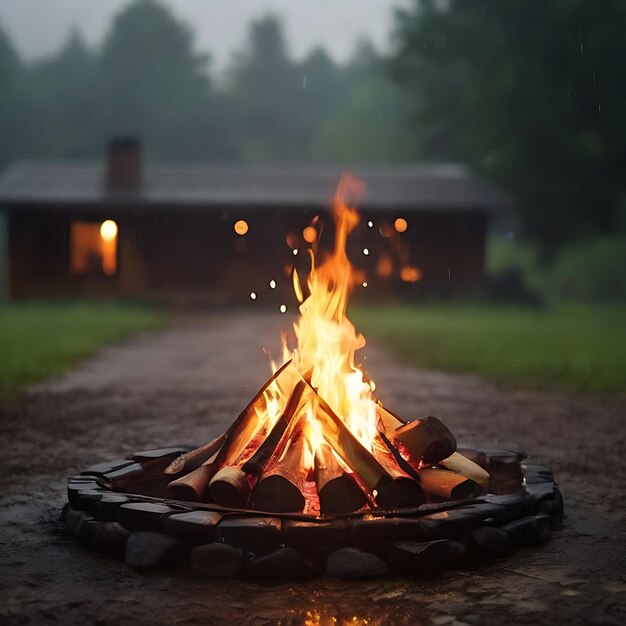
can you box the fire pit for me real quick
[63,176,563,579]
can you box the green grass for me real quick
[352,304,626,394]
[0,301,164,402]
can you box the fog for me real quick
[0,0,409,71]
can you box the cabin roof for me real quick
[0,160,512,213]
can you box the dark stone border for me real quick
[63,447,564,579]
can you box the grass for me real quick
[0,301,164,402]
[352,303,626,394]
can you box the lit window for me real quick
[70,220,118,276]
[234,219,249,235]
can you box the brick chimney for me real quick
[106,136,142,190]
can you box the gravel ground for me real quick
[0,312,624,626]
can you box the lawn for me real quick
[0,301,164,401]
[352,304,626,394]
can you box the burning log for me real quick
[242,381,306,476]
[418,467,480,502]
[251,418,310,513]
[439,452,490,488]
[377,403,406,435]
[163,433,226,476]
[165,464,215,502]
[314,444,367,515]
[213,360,295,469]
[301,379,424,509]
[209,466,252,508]
[394,416,457,465]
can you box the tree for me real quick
[94,0,227,159]
[27,31,96,157]
[392,0,626,250]
[226,14,304,161]
[314,41,418,162]
[0,22,28,168]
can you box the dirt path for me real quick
[0,312,624,626]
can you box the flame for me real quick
[262,175,379,462]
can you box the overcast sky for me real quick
[0,0,410,71]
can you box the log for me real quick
[242,380,306,476]
[250,418,309,513]
[297,375,424,509]
[439,452,490,487]
[376,403,406,435]
[208,466,252,508]
[394,416,457,465]
[418,467,480,502]
[314,444,367,515]
[163,433,226,475]
[165,464,214,502]
[213,359,295,469]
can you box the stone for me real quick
[467,526,512,558]
[95,494,131,522]
[131,447,191,461]
[481,493,535,519]
[65,506,93,538]
[246,547,317,580]
[351,516,426,546]
[70,488,107,513]
[104,463,145,482]
[538,488,564,525]
[125,531,189,568]
[282,519,351,555]
[118,502,181,531]
[419,508,483,540]
[99,522,130,558]
[81,458,135,478]
[502,513,551,547]
[525,482,561,509]
[67,480,100,508]
[191,542,244,577]
[521,464,555,484]
[326,547,389,580]
[216,516,282,554]
[388,540,468,575]
[163,511,222,545]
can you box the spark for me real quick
[269,280,276,289]
[293,248,299,256]
[362,282,368,287]
[367,221,373,228]
[250,292,257,300]
[279,304,287,314]
[363,248,369,256]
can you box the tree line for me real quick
[1,0,624,250]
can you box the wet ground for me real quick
[0,312,624,625]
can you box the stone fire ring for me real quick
[63,446,564,580]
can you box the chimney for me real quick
[106,136,142,190]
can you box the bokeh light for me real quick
[394,217,408,233]
[234,219,249,236]
[400,265,422,283]
[302,226,317,243]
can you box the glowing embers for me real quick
[70,220,118,276]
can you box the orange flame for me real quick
[260,175,379,463]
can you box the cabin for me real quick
[0,138,510,305]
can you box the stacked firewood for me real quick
[159,361,489,515]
